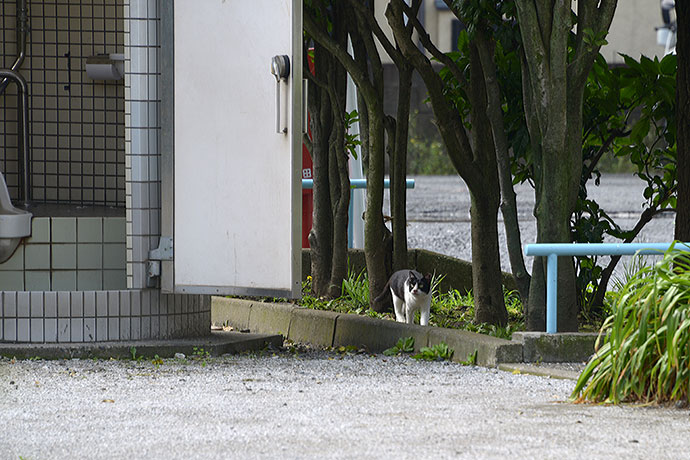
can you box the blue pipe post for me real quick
[546,253,558,334]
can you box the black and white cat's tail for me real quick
[373,279,392,303]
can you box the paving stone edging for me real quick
[212,297,523,367]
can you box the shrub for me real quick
[572,244,690,404]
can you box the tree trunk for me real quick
[327,45,351,299]
[515,0,616,331]
[391,64,413,272]
[385,0,508,324]
[676,1,690,241]
[470,190,508,326]
[475,35,531,303]
[307,45,334,297]
[366,109,390,311]
[328,121,351,298]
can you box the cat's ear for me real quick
[409,270,416,278]
[424,273,432,280]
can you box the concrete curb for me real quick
[213,297,523,367]
[497,363,583,380]
[0,331,283,360]
[429,327,523,367]
[512,331,599,363]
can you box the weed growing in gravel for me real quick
[412,342,454,361]
[192,347,211,367]
[383,337,415,356]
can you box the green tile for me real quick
[0,245,23,270]
[52,271,77,291]
[103,244,126,270]
[78,217,103,243]
[77,270,102,290]
[25,271,51,291]
[77,244,103,269]
[26,218,50,243]
[25,244,50,270]
[103,218,126,243]
[103,270,126,290]
[52,244,77,269]
[52,217,77,243]
[0,271,24,290]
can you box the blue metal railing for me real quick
[301,179,415,189]
[524,242,690,333]
[302,178,415,248]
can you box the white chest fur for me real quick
[391,279,431,326]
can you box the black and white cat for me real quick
[375,270,432,326]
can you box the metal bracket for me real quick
[147,237,173,285]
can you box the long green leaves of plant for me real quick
[572,243,690,404]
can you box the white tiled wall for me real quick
[0,290,210,342]
[124,0,160,288]
[0,0,213,344]
[0,0,126,206]
[0,216,127,291]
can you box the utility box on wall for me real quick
[159,1,303,299]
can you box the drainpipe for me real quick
[0,69,30,205]
[0,0,29,95]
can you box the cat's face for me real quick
[407,271,431,296]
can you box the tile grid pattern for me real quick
[0,0,213,343]
[0,216,127,291]
[124,0,160,289]
[0,0,126,206]
[0,290,210,342]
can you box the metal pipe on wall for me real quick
[0,69,30,205]
[0,0,29,95]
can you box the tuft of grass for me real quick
[300,269,389,319]
[341,267,369,309]
[383,337,415,356]
[412,342,454,361]
[572,244,690,404]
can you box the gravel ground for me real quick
[1,351,689,460]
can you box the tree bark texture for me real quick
[470,191,508,325]
[474,33,531,304]
[326,25,351,298]
[306,43,334,297]
[515,0,617,331]
[676,1,690,241]
[306,3,393,310]
[386,0,507,325]
[391,64,413,272]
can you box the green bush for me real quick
[572,244,690,404]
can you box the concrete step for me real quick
[0,330,283,360]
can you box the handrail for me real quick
[524,242,690,333]
[0,0,29,95]
[302,178,415,189]
[0,69,30,205]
